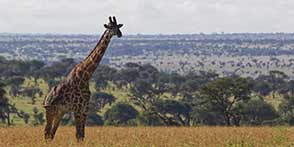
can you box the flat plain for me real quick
[1,127,294,147]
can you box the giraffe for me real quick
[43,16,123,141]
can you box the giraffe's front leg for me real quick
[74,112,87,142]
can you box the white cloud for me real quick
[0,0,294,34]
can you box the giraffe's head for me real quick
[104,16,123,38]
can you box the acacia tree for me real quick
[268,70,288,98]
[92,65,117,90]
[0,81,10,125]
[32,107,45,126]
[165,73,186,97]
[130,78,192,126]
[179,71,218,99]
[113,63,160,90]
[279,95,294,125]
[240,99,279,125]
[113,64,141,89]
[289,80,294,96]
[130,80,162,111]
[0,81,20,126]
[5,76,25,97]
[104,102,138,126]
[36,58,76,86]
[130,79,171,125]
[89,92,116,113]
[200,77,253,126]
[252,79,272,97]
[21,87,42,104]
[154,100,191,126]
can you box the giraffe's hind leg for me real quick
[50,111,65,140]
[74,112,87,142]
[44,107,55,141]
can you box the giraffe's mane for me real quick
[84,30,108,60]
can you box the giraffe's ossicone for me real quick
[43,16,123,142]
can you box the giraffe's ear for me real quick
[104,24,109,29]
[118,24,123,28]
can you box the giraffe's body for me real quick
[43,17,123,141]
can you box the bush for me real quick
[240,100,279,125]
[104,102,138,126]
[137,110,165,126]
[86,113,104,126]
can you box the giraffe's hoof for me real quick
[77,137,84,142]
[44,135,54,142]
[45,138,53,143]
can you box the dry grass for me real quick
[1,127,294,147]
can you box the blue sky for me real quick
[0,0,294,34]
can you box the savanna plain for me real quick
[1,127,294,147]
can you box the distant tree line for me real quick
[1,57,294,126]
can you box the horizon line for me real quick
[1,32,294,36]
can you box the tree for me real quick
[189,105,225,125]
[200,77,253,126]
[180,71,218,98]
[252,80,272,97]
[113,63,159,89]
[86,113,104,126]
[182,93,225,126]
[27,60,45,76]
[32,107,45,126]
[0,89,10,124]
[89,92,116,113]
[0,81,19,126]
[36,58,76,81]
[289,80,294,96]
[180,79,200,98]
[60,112,104,126]
[104,102,138,126]
[279,95,294,125]
[5,76,25,97]
[130,78,193,126]
[154,100,191,126]
[18,111,30,124]
[240,99,279,125]
[92,65,117,90]
[137,110,165,126]
[20,87,42,104]
[165,73,186,97]
[139,64,159,83]
[130,80,160,111]
[46,79,60,89]
[114,68,140,89]
[268,70,288,98]
[0,81,9,123]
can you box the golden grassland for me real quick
[0,127,294,147]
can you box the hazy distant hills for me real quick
[2,33,294,77]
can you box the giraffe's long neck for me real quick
[70,29,113,82]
